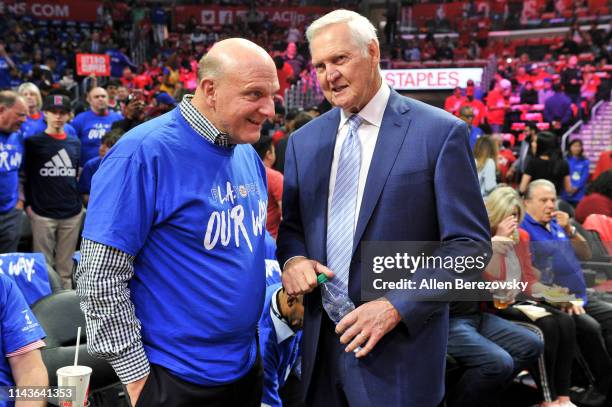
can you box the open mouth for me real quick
[332,85,348,94]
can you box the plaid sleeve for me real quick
[75,238,150,384]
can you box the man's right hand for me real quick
[126,374,149,407]
[282,257,334,296]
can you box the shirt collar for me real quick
[339,81,390,129]
[270,288,296,344]
[178,94,232,147]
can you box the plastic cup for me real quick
[57,365,92,407]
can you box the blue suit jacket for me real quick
[277,90,490,406]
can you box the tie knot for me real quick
[348,114,363,133]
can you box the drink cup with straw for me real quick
[57,327,92,407]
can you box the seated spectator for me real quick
[105,79,123,113]
[519,132,570,197]
[474,136,498,198]
[484,186,577,407]
[259,235,303,407]
[78,128,124,206]
[0,273,48,404]
[25,95,83,289]
[253,136,283,239]
[520,80,539,105]
[521,179,612,401]
[561,139,590,206]
[458,105,483,150]
[575,170,612,223]
[446,299,543,407]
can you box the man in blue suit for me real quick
[277,10,491,407]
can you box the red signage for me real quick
[174,5,332,27]
[0,0,100,22]
[76,54,110,77]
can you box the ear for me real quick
[368,40,380,67]
[199,78,217,108]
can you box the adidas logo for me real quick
[39,148,76,177]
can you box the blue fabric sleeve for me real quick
[82,155,156,256]
[1,276,46,356]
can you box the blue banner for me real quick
[0,253,52,305]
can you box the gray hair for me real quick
[197,53,223,83]
[525,179,556,200]
[17,82,42,110]
[0,91,23,108]
[306,9,378,56]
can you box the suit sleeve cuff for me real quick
[107,342,150,384]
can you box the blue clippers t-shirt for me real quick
[0,131,24,214]
[83,108,268,386]
[0,274,46,407]
[77,156,102,194]
[521,214,587,302]
[70,110,122,164]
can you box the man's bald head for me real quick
[87,87,109,114]
[192,37,279,145]
[197,38,275,83]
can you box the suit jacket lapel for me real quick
[353,91,412,253]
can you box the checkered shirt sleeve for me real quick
[75,238,150,384]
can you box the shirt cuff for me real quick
[107,342,150,384]
[282,255,307,271]
[6,340,46,358]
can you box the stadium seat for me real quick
[31,291,121,406]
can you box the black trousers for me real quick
[130,356,263,407]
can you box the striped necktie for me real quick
[325,114,363,298]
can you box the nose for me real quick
[259,97,275,120]
[327,68,340,83]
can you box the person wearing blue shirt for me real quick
[0,274,48,407]
[521,179,612,400]
[459,105,484,150]
[0,44,16,90]
[0,92,27,254]
[76,38,279,407]
[260,234,304,407]
[561,139,590,206]
[70,87,122,164]
[78,128,123,206]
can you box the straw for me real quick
[74,326,81,367]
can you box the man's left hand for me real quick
[336,298,401,358]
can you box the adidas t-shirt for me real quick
[70,110,122,164]
[0,131,24,214]
[24,133,82,219]
[83,108,268,386]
